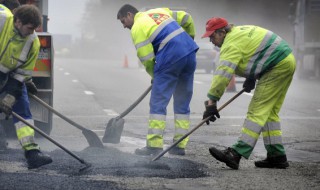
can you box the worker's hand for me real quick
[25,81,38,95]
[203,100,220,125]
[243,78,256,93]
[0,94,16,117]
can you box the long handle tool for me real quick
[12,111,91,171]
[152,89,245,161]
[29,93,104,148]
[102,85,152,143]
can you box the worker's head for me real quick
[1,0,20,12]
[13,4,41,38]
[117,4,138,30]
[202,17,230,47]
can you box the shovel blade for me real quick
[82,129,104,148]
[102,118,125,144]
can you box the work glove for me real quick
[203,100,220,125]
[243,78,256,93]
[25,80,38,95]
[0,94,16,117]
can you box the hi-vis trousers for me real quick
[147,52,196,149]
[232,53,296,159]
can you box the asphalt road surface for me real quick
[0,58,319,190]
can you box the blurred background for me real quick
[47,0,320,80]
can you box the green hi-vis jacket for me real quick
[208,25,292,101]
[0,4,40,83]
[131,8,196,77]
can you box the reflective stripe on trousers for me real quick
[232,53,296,159]
[147,114,190,148]
[11,85,39,151]
[147,114,166,148]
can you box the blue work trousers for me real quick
[150,52,196,115]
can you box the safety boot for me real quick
[209,147,241,169]
[168,147,185,155]
[255,155,289,169]
[135,146,163,156]
[25,149,53,169]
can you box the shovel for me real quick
[102,85,152,144]
[152,89,245,161]
[29,93,104,148]
[11,111,92,171]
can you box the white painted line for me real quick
[64,72,70,75]
[103,109,119,116]
[92,129,105,132]
[72,79,78,83]
[84,91,94,95]
[194,81,203,84]
[52,114,320,120]
[59,68,64,71]
[120,136,145,146]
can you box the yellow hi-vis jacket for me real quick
[0,5,40,84]
[131,8,197,77]
[208,25,292,101]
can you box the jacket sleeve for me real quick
[11,37,40,83]
[165,8,195,38]
[131,18,155,78]
[207,45,241,101]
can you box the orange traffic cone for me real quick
[226,75,236,92]
[123,55,128,68]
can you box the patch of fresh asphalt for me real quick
[0,146,208,189]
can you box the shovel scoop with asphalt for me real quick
[102,85,152,144]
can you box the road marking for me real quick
[101,135,146,154]
[103,109,119,116]
[64,72,70,75]
[194,81,203,84]
[72,79,78,83]
[59,68,64,71]
[84,91,94,95]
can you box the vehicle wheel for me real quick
[1,119,16,139]
[34,120,52,138]
[1,118,52,139]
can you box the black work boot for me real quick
[255,155,289,169]
[135,146,163,156]
[25,149,53,169]
[168,147,185,155]
[209,147,241,169]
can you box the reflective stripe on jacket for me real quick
[0,5,40,83]
[208,25,292,101]
[131,8,198,77]
[164,8,195,38]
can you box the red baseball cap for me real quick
[201,17,228,38]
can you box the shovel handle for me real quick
[29,93,88,132]
[11,112,86,165]
[152,89,246,161]
[118,85,152,119]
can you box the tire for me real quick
[1,118,52,139]
[34,120,52,138]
